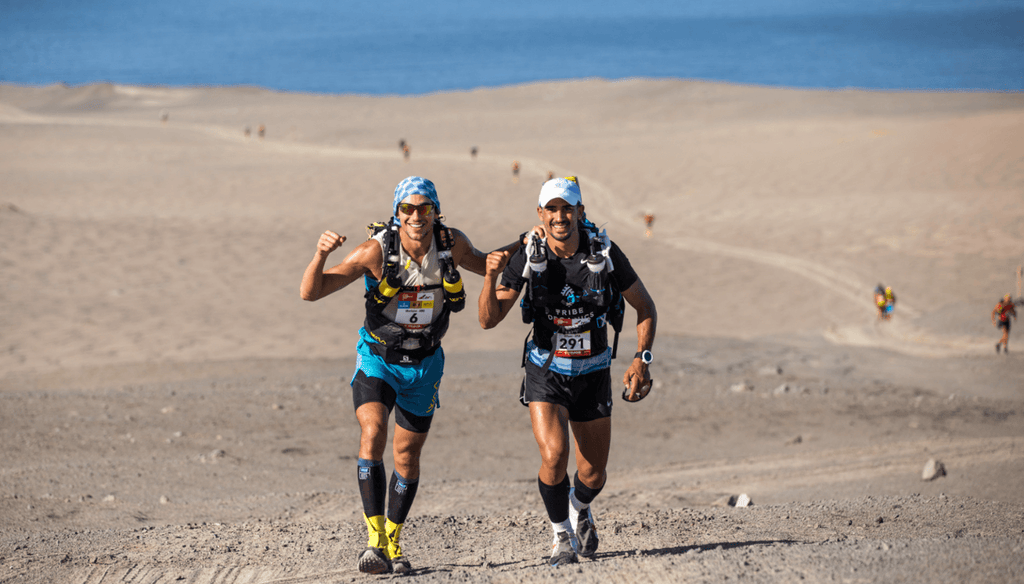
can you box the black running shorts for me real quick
[521,361,612,422]
[351,370,433,433]
[998,320,1011,332]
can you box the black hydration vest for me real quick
[520,220,625,370]
[363,220,466,364]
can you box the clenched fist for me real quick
[485,249,511,276]
[317,230,346,255]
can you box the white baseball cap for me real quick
[538,177,582,207]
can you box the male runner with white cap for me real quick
[478,176,658,565]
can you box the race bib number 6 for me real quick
[396,291,434,326]
[553,331,591,357]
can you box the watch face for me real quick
[641,350,653,364]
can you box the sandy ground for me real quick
[1,80,1023,583]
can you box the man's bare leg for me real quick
[530,402,578,565]
[569,417,611,557]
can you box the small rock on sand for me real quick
[922,458,946,481]
[730,382,753,393]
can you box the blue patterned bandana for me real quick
[393,176,440,217]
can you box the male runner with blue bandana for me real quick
[301,176,504,574]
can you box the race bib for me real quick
[395,291,434,328]
[553,331,591,357]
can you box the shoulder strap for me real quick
[433,220,457,273]
[366,219,402,280]
[581,219,625,356]
[433,221,455,252]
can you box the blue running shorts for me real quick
[351,329,443,418]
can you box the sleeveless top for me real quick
[365,229,446,353]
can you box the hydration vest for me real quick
[520,218,625,371]
[362,219,466,364]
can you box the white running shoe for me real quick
[549,530,578,566]
[569,488,599,558]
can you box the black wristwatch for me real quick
[634,350,653,365]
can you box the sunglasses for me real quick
[398,203,434,216]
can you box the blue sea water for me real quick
[0,0,1021,95]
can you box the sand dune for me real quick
[1,80,1023,583]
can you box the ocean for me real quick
[1,0,1021,95]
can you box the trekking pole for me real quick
[523,233,547,279]
[521,236,534,279]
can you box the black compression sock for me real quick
[572,471,605,505]
[357,458,386,519]
[387,470,420,525]
[537,474,571,524]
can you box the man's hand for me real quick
[317,231,346,255]
[622,361,652,402]
[485,249,511,277]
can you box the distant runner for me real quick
[643,213,654,238]
[992,294,1017,353]
[875,285,896,320]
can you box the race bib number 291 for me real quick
[553,331,591,357]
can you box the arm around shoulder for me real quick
[450,228,487,276]
[452,228,525,277]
